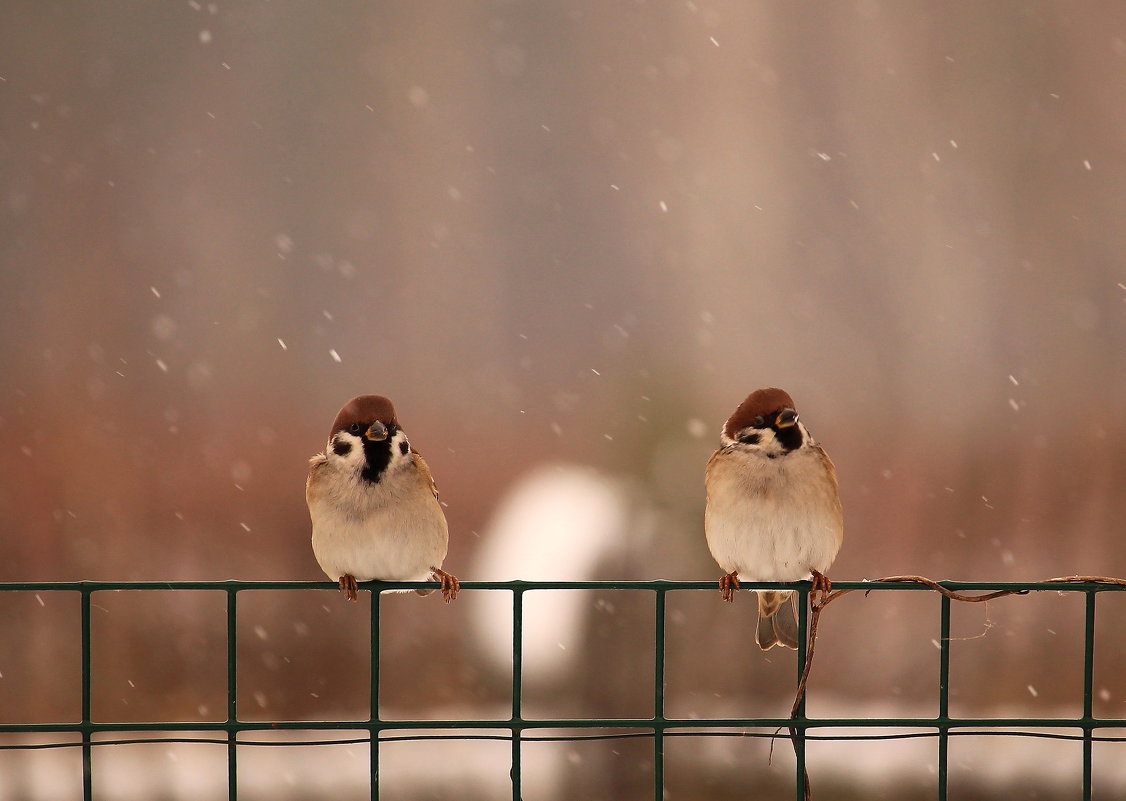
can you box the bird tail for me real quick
[756,590,799,651]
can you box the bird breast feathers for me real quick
[707,444,842,529]
[307,448,437,517]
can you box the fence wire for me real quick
[1,578,1123,800]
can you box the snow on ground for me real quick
[4,699,1122,799]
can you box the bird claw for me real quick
[338,574,359,602]
[431,568,460,603]
[810,569,831,607]
[719,572,740,603]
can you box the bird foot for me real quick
[810,569,831,607]
[431,567,460,603]
[338,574,359,602]
[719,572,741,603]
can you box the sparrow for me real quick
[704,388,843,650]
[306,395,459,602]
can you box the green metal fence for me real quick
[1,578,1123,800]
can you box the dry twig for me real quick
[774,574,1126,799]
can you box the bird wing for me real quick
[305,452,329,505]
[814,444,845,546]
[411,450,440,501]
[703,445,738,503]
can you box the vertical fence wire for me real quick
[370,588,381,801]
[794,588,809,801]
[653,586,667,801]
[80,587,92,801]
[226,587,238,801]
[1082,590,1096,801]
[511,585,524,801]
[937,593,951,801]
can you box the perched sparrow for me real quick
[704,388,843,650]
[306,395,459,602]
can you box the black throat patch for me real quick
[359,423,400,484]
[774,423,803,453]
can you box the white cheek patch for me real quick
[327,432,367,472]
[756,428,784,455]
[724,426,789,456]
[722,420,813,456]
[387,429,412,468]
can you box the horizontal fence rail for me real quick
[1,578,1123,801]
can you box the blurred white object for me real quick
[470,463,632,682]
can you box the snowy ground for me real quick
[3,699,1123,800]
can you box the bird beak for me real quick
[365,421,389,441]
[775,409,798,429]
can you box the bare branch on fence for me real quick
[780,573,1048,800]
[1046,575,1126,587]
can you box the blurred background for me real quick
[2,0,1126,798]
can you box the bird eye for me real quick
[752,415,765,428]
[348,422,363,435]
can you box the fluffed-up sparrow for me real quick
[306,395,459,602]
[704,388,843,650]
